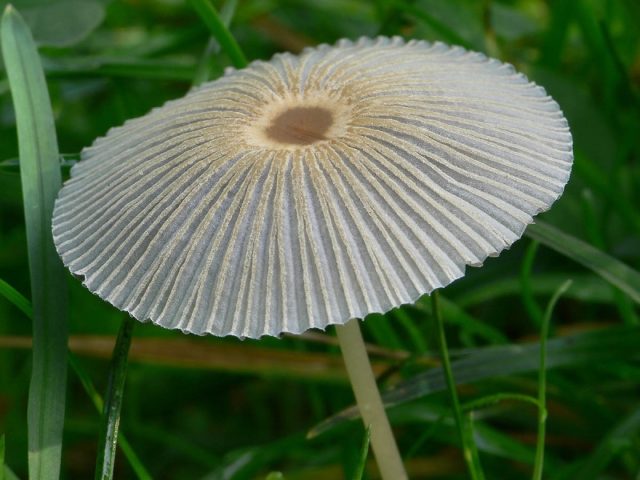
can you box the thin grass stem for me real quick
[521,240,544,327]
[95,316,136,480]
[353,426,371,480]
[68,354,151,480]
[192,0,238,85]
[533,280,572,480]
[188,0,247,69]
[431,290,485,480]
[0,277,150,478]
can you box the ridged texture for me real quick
[52,37,573,338]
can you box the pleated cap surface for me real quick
[52,37,573,338]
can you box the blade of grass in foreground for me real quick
[0,436,17,480]
[69,352,151,480]
[188,0,247,68]
[0,279,151,479]
[3,465,19,480]
[533,280,572,480]
[354,427,371,480]
[95,316,136,480]
[432,291,485,480]
[0,278,33,318]
[1,6,68,479]
[526,221,640,306]
[192,0,238,85]
[309,324,640,436]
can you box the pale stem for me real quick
[335,318,408,480]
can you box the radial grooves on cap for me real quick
[52,36,572,338]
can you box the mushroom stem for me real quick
[335,319,407,480]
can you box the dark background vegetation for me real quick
[1,0,639,478]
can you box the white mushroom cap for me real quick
[52,36,573,338]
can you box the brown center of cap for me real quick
[265,106,333,146]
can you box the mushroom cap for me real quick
[52,37,573,338]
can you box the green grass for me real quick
[0,0,639,478]
[94,316,136,480]
[1,6,68,479]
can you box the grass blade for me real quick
[533,280,572,480]
[0,278,33,318]
[526,221,640,304]
[192,0,239,85]
[574,405,640,477]
[0,436,17,480]
[2,467,19,480]
[432,291,485,480]
[397,0,473,49]
[95,316,136,480]
[0,278,151,478]
[1,6,68,479]
[188,0,247,68]
[0,278,150,478]
[520,241,544,327]
[309,324,640,436]
[418,296,509,344]
[463,393,542,412]
[353,427,371,480]
[0,333,388,383]
[69,354,151,480]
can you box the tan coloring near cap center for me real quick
[265,107,333,146]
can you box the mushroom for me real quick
[52,37,572,479]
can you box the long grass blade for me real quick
[397,0,473,49]
[95,316,136,480]
[0,280,150,477]
[417,296,508,344]
[192,0,238,85]
[520,241,544,327]
[69,354,151,480]
[1,434,4,480]
[353,427,371,480]
[533,280,572,480]
[1,6,68,478]
[462,393,542,412]
[526,221,640,304]
[457,273,613,308]
[432,291,485,480]
[2,466,19,480]
[309,324,640,436]
[0,278,33,318]
[0,437,17,480]
[0,333,390,383]
[188,0,247,68]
